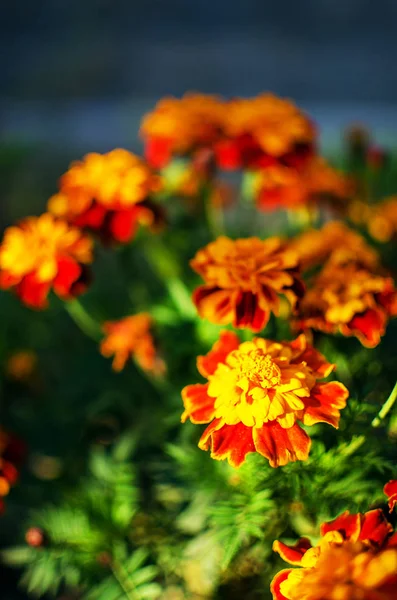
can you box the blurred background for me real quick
[1,0,397,226]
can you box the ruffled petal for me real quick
[384,480,397,512]
[193,286,235,325]
[234,290,268,332]
[253,422,311,468]
[291,335,334,378]
[273,538,312,566]
[199,420,255,468]
[181,383,215,424]
[343,307,386,348]
[320,511,362,542]
[197,330,240,377]
[302,382,348,428]
[270,569,293,600]
[359,509,393,547]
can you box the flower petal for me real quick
[53,256,82,298]
[343,308,386,348]
[197,330,240,378]
[181,384,215,424]
[270,569,293,600]
[234,291,268,332]
[359,509,393,547]
[302,382,348,428]
[253,422,311,468]
[109,209,138,243]
[320,511,362,541]
[273,538,312,566]
[384,480,397,513]
[17,273,51,309]
[193,286,235,325]
[199,420,256,468]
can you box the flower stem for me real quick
[64,299,102,342]
[372,381,397,427]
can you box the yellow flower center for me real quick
[207,340,314,428]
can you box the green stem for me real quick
[111,561,136,600]
[372,381,397,427]
[65,299,102,342]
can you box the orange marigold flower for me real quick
[100,313,164,373]
[271,507,397,600]
[140,94,225,168]
[289,221,379,271]
[215,94,315,171]
[190,236,304,332]
[296,262,397,348]
[255,158,352,212]
[48,149,162,244]
[181,331,348,468]
[384,480,397,513]
[0,213,93,309]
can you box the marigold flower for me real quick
[384,480,397,512]
[289,221,379,272]
[140,94,225,168]
[0,213,93,309]
[297,262,397,348]
[255,158,352,212]
[181,331,348,468]
[271,506,397,600]
[215,94,315,171]
[100,313,163,373]
[48,149,162,244]
[191,236,304,332]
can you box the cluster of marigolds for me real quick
[1,93,397,599]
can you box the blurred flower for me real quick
[100,313,164,373]
[6,350,37,382]
[48,149,162,244]
[0,213,93,309]
[182,331,348,468]
[254,158,351,212]
[0,428,26,512]
[296,262,397,347]
[271,506,397,600]
[368,196,397,243]
[191,236,304,332]
[215,94,315,171]
[25,527,47,548]
[290,221,379,271]
[140,94,225,168]
[384,480,397,512]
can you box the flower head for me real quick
[297,262,397,348]
[182,331,348,468]
[140,94,225,168]
[48,149,162,244]
[100,313,164,373]
[0,213,93,309]
[191,236,304,332]
[271,506,397,600]
[216,94,315,171]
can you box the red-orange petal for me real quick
[359,509,393,546]
[0,271,21,289]
[345,308,386,348]
[291,335,334,378]
[199,420,256,468]
[193,286,235,325]
[270,569,293,600]
[53,256,82,298]
[145,137,173,169]
[302,382,348,428]
[234,290,268,332]
[109,209,138,243]
[197,330,240,378]
[181,383,215,424]
[253,422,311,468]
[320,511,362,541]
[17,273,51,309]
[273,538,312,566]
[384,480,397,512]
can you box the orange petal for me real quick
[302,382,348,428]
[199,420,256,468]
[253,422,311,468]
[193,286,235,325]
[181,383,215,424]
[234,290,268,332]
[320,511,362,541]
[197,330,240,377]
[270,569,293,600]
[359,509,393,547]
[291,336,334,378]
[344,308,386,348]
[273,538,312,566]
[384,480,397,512]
